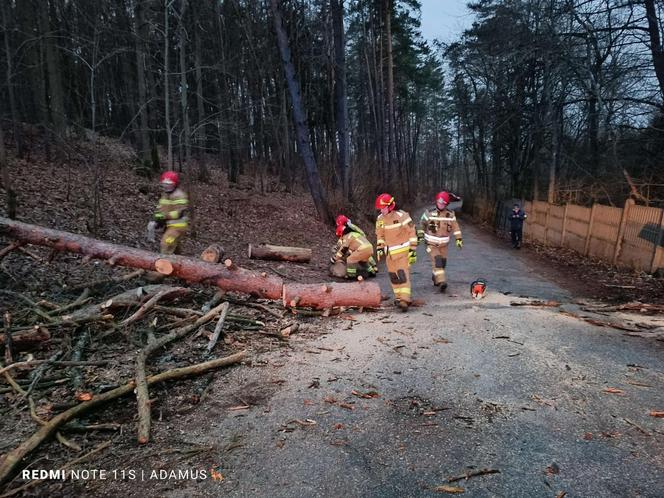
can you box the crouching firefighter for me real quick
[375,193,418,311]
[418,191,462,292]
[330,215,377,280]
[147,171,189,254]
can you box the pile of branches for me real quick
[0,270,302,493]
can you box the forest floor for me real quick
[0,136,663,497]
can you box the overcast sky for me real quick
[418,0,474,44]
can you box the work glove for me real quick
[408,248,417,265]
[456,239,463,249]
[376,247,385,261]
[146,221,157,243]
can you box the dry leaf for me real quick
[582,432,593,440]
[603,387,625,395]
[76,391,93,401]
[649,411,664,418]
[434,485,465,494]
[338,402,355,410]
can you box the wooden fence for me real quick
[516,199,664,273]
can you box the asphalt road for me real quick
[103,222,664,498]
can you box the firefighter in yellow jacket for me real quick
[417,191,462,292]
[330,215,377,280]
[147,171,189,254]
[375,193,418,311]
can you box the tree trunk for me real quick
[37,0,66,136]
[0,217,284,299]
[247,243,312,263]
[133,0,151,163]
[0,124,16,219]
[331,0,350,202]
[193,6,209,182]
[270,0,331,223]
[178,0,191,165]
[283,281,381,309]
[645,0,664,103]
[1,2,23,157]
[164,0,173,168]
[383,0,396,183]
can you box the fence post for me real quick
[584,203,597,256]
[560,203,569,247]
[543,203,551,245]
[649,208,664,274]
[613,198,634,265]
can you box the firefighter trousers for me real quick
[346,246,377,278]
[161,227,185,254]
[426,243,449,285]
[385,251,411,304]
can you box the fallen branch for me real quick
[0,440,112,498]
[0,291,55,323]
[207,302,230,353]
[67,269,145,293]
[121,287,185,326]
[510,300,560,307]
[50,288,91,316]
[136,301,232,444]
[62,285,190,325]
[447,468,500,483]
[559,311,641,332]
[0,326,49,350]
[0,360,108,377]
[0,242,22,261]
[0,351,247,485]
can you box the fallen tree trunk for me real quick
[282,281,381,309]
[0,351,247,486]
[0,217,283,299]
[248,243,312,263]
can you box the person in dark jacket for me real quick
[509,203,527,249]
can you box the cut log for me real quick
[200,244,224,263]
[0,326,50,349]
[248,243,312,263]
[154,259,174,275]
[0,217,283,299]
[282,281,381,309]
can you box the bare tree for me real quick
[270,0,331,222]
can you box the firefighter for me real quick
[417,191,462,292]
[147,171,189,254]
[375,193,418,311]
[330,215,377,280]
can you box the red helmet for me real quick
[435,191,450,207]
[160,171,180,188]
[375,193,395,212]
[335,215,349,237]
